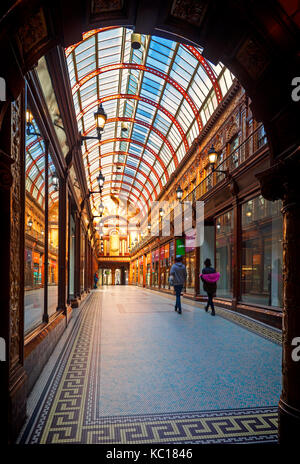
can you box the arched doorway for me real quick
[0,0,299,444]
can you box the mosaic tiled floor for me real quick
[18,287,281,444]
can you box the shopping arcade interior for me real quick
[0,0,298,446]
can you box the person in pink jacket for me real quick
[200,258,220,316]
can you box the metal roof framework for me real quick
[64,26,234,216]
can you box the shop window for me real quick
[229,136,239,170]
[241,196,283,308]
[48,154,59,317]
[24,115,46,333]
[215,210,234,298]
[185,230,196,294]
[24,111,60,332]
[69,211,76,298]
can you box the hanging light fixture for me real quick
[99,201,104,217]
[159,207,164,217]
[27,217,33,229]
[131,32,141,49]
[121,121,128,133]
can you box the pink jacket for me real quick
[200,272,220,283]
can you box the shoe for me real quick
[211,311,215,316]
[204,306,208,312]
[178,310,182,314]
[174,306,177,312]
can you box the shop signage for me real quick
[160,246,165,261]
[185,228,196,252]
[154,249,159,261]
[176,238,185,256]
[170,241,174,259]
[165,243,170,259]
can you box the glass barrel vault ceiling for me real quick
[65,26,235,217]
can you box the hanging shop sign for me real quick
[176,238,185,256]
[165,243,170,259]
[154,249,159,262]
[185,228,196,252]
[160,246,165,261]
[170,241,175,259]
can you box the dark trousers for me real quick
[174,285,183,311]
[206,293,215,312]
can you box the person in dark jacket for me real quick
[94,272,99,289]
[169,255,187,314]
[200,258,220,316]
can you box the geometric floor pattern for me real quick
[18,287,281,444]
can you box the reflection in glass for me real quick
[241,196,283,308]
[48,153,59,317]
[215,210,234,298]
[69,213,76,298]
[24,118,46,333]
[185,250,195,294]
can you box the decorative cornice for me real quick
[157,80,241,202]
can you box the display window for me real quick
[241,196,283,308]
[215,210,234,298]
[24,112,46,333]
[185,230,196,294]
[48,152,59,318]
[159,246,165,289]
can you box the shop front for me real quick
[164,243,170,289]
[152,249,159,288]
[216,210,234,299]
[139,256,144,286]
[241,195,283,308]
[185,230,196,294]
[159,246,165,289]
[146,253,151,286]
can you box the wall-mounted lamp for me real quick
[52,172,59,191]
[176,185,183,201]
[80,103,107,144]
[208,144,232,180]
[97,171,105,189]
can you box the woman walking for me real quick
[200,258,220,316]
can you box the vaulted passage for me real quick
[18,287,280,444]
[1,0,300,447]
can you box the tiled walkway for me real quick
[18,286,281,444]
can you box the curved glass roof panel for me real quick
[66,27,235,216]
